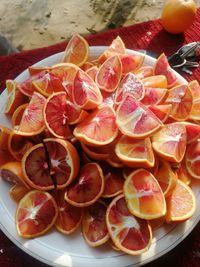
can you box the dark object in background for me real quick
[0,33,18,56]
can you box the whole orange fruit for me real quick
[161,0,197,34]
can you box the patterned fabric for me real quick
[0,8,200,267]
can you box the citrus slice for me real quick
[4,80,27,116]
[65,163,104,207]
[152,123,187,163]
[44,92,87,139]
[0,126,14,167]
[81,142,109,160]
[62,34,89,66]
[154,53,177,88]
[85,66,98,81]
[16,190,58,238]
[115,135,155,168]
[114,73,144,104]
[148,104,172,122]
[148,216,165,230]
[175,121,200,144]
[51,62,80,100]
[98,36,126,64]
[9,184,30,203]
[8,132,33,161]
[174,162,192,185]
[53,190,83,234]
[22,139,80,190]
[14,92,46,136]
[119,54,144,74]
[188,81,200,120]
[134,66,154,79]
[165,84,193,121]
[72,69,103,110]
[188,80,200,99]
[74,105,118,146]
[96,55,122,93]
[165,180,196,223]
[185,140,200,179]
[32,71,64,97]
[17,74,41,97]
[142,75,167,89]
[0,161,28,187]
[28,66,50,76]
[154,159,177,197]
[116,94,163,138]
[141,88,167,105]
[106,194,152,255]
[11,103,28,128]
[124,169,166,220]
[100,163,124,198]
[81,62,94,71]
[82,201,109,247]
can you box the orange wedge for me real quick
[185,140,200,179]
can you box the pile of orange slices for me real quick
[0,34,200,255]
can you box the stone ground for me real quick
[0,0,199,51]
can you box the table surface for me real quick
[1,9,200,267]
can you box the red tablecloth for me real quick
[1,8,200,267]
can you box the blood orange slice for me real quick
[14,92,46,136]
[115,135,155,168]
[8,132,33,161]
[152,123,187,163]
[81,62,94,71]
[165,84,193,121]
[124,169,166,220]
[51,63,80,100]
[16,190,58,238]
[141,88,167,105]
[65,163,104,207]
[72,70,103,110]
[17,74,41,97]
[32,71,64,97]
[53,190,83,234]
[82,201,109,247]
[114,73,144,104]
[81,142,109,160]
[9,184,30,203]
[154,160,177,197]
[98,36,126,64]
[74,105,118,146]
[96,55,122,93]
[188,80,200,99]
[142,75,167,89]
[0,161,28,187]
[165,180,196,223]
[185,140,200,179]
[176,121,200,144]
[44,92,87,139]
[119,54,144,74]
[11,103,28,128]
[106,194,152,255]
[4,80,27,116]
[154,53,177,88]
[100,163,124,198]
[116,94,163,138]
[0,126,13,167]
[188,81,200,121]
[134,66,154,79]
[22,138,80,190]
[148,104,172,122]
[28,66,50,76]
[86,66,98,81]
[62,34,89,66]
[174,163,192,185]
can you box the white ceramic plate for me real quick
[0,46,200,267]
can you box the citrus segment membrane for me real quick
[106,194,152,255]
